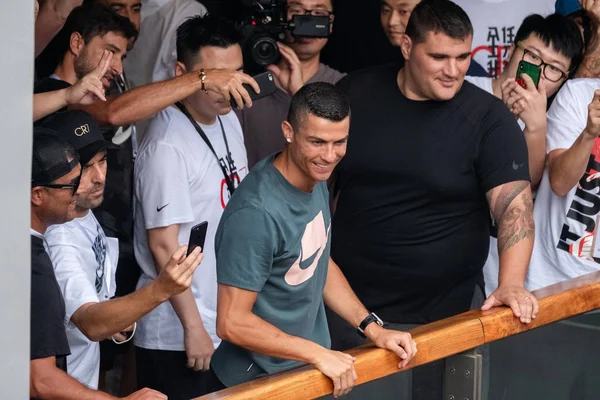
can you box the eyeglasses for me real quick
[516,42,569,83]
[41,174,81,196]
[286,5,334,18]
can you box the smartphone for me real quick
[230,71,277,108]
[187,221,208,256]
[516,60,541,89]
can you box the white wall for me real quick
[0,0,33,398]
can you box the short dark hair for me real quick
[514,13,584,72]
[405,0,473,45]
[287,83,350,129]
[176,14,242,69]
[35,3,137,78]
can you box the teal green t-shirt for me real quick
[211,154,332,387]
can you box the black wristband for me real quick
[357,312,384,338]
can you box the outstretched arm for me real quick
[74,69,260,127]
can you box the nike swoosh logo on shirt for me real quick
[157,203,170,212]
[300,250,319,270]
[284,211,330,286]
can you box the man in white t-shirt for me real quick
[464,13,584,295]
[42,110,203,390]
[527,79,600,290]
[453,0,555,77]
[133,14,249,400]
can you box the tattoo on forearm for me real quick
[489,181,529,222]
[497,192,535,253]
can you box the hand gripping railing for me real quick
[196,271,600,400]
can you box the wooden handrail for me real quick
[197,271,600,400]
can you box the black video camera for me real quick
[238,0,331,74]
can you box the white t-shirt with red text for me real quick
[133,106,248,350]
[527,79,600,290]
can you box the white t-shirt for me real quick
[133,106,248,351]
[527,79,600,290]
[454,0,555,78]
[44,211,118,389]
[123,0,207,89]
[465,75,526,295]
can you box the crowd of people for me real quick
[28,0,600,399]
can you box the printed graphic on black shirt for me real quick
[557,139,600,263]
[92,225,107,293]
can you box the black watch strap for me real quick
[357,312,384,338]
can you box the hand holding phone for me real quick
[230,71,277,108]
[187,221,208,256]
[515,60,541,89]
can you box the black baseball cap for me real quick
[32,128,80,187]
[41,110,116,165]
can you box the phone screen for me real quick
[187,221,208,256]
[516,60,541,89]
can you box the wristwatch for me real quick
[357,312,384,338]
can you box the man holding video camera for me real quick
[132,14,252,400]
[238,0,346,168]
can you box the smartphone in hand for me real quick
[187,221,208,256]
[230,71,277,108]
[515,60,541,89]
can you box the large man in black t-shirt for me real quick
[330,0,538,349]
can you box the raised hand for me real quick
[156,245,204,298]
[585,90,600,137]
[267,42,304,95]
[202,69,260,110]
[64,50,113,105]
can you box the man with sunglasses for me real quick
[464,13,584,296]
[29,130,172,399]
[238,0,346,168]
[38,111,203,391]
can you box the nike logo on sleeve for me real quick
[157,203,170,212]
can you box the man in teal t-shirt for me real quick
[210,83,417,398]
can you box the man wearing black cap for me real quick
[29,131,170,399]
[40,110,204,390]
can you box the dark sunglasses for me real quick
[41,174,81,195]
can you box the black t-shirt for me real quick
[30,235,70,371]
[33,77,72,125]
[332,64,529,325]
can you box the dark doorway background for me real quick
[203,0,404,73]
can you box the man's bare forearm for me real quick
[149,234,204,331]
[523,128,547,188]
[217,287,327,365]
[489,182,535,286]
[34,90,69,122]
[72,281,170,342]
[76,72,202,127]
[323,259,369,329]
[548,130,596,196]
[31,358,115,400]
